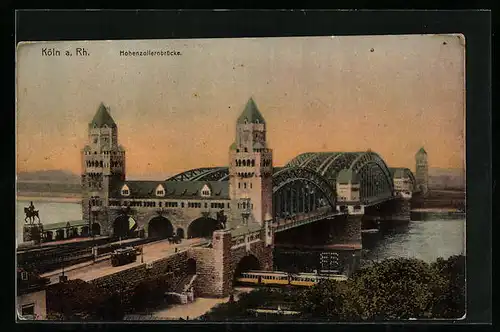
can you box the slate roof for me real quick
[389,168,408,178]
[110,180,229,199]
[90,102,116,128]
[416,147,427,155]
[237,98,266,124]
[336,169,360,184]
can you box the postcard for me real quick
[16,35,465,322]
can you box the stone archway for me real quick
[233,254,261,284]
[148,216,174,239]
[187,217,220,239]
[91,223,101,236]
[176,228,185,239]
[187,258,197,275]
[113,216,129,238]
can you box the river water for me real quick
[16,200,465,264]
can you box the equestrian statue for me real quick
[24,201,41,224]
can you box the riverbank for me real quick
[16,194,81,204]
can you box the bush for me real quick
[201,255,465,321]
[46,279,125,320]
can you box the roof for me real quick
[237,98,266,125]
[336,169,360,184]
[44,220,88,231]
[229,142,237,150]
[110,180,229,199]
[90,102,116,128]
[416,147,427,155]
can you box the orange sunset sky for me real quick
[16,35,465,180]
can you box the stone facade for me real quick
[17,289,47,320]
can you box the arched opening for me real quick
[80,226,89,237]
[113,216,130,238]
[187,217,220,239]
[233,255,261,285]
[176,228,185,239]
[91,223,101,236]
[187,258,197,275]
[55,229,65,241]
[148,216,174,239]
[45,231,53,241]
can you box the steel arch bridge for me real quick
[165,151,398,218]
[286,151,395,204]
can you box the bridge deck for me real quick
[41,238,207,284]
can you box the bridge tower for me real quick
[81,103,126,235]
[228,98,273,228]
[415,147,429,194]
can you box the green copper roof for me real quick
[237,98,266,125]
[416,147,427,155]
[90,103,116,128]
[230,142,237,150]
[337,169,360,184]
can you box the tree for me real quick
[430,255,465,318]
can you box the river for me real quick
[16,199,82,244]
[16,200,465,264]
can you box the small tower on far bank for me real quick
[415,147,429,194]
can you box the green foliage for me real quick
[128,274,172,312]
[201,255,465,321]
[46,279,125,320]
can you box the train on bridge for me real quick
[236,270,348,287]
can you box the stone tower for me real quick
[228,98,273,228]
[415,147,429,194]
[81,103,126,234]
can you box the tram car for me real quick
[111,247,137,267]
[236,271,348,287]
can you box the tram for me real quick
[110,247,137,267]
[235,270,348,287]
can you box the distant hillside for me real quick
[428,168,465,189]
[17,170,80,184]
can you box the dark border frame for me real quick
[8,9,492,330]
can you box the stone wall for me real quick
[17,289,47,320]
[90,251,188,295]
[186,247,217,297]
[231,230,274,277]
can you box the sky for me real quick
[16,35,465,180]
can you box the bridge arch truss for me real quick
[272,167,336,218]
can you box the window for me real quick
[205,202,208,208]
[21,304,35,317]
[250,183,252,189]
[21,271,28,280]
[238,183,241,189]
[181,202,184,208]
[121,185,130,196]
[244,183,247,189]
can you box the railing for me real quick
[274,208,337,232]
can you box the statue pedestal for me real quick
[23,224,44,244]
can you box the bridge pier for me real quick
[328,214,362,246]
[382,199,411,223]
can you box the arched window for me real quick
[244,118,248,124]
[242,160,246,167]
[251,160,255,167]
[247,159,251,166]
[238,183,241,189]
[244,183,247,189]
